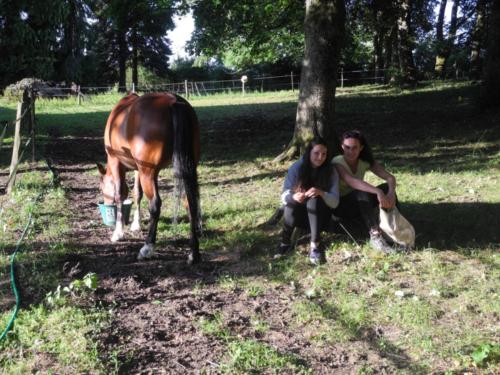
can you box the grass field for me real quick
[0,81,499,373]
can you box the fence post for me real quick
[341,67,344,89]
[184,80,189,99]
[77,85,82,105]
[7,101,23,194]
[291,72,294,92]
[30,89,35,162]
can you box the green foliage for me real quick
[190,0,304,69]
[470,343,500,367]
[45,273,98,306]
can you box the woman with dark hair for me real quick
[332,130,397,253]
[277,138,340,265]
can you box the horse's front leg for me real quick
[130,170,142,232]
[111,166,127,242]
[137,173,161,260]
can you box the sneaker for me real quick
[369,231,395,254]
[309,246,326,265]
[274,243,291,259]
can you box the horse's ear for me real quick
[96,162,106,176]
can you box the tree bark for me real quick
[132,31,139,89]
[118,34,127,92]
[469,0,487,79]
[435,0,460,78]
[274,0,345,163]
[434,0,447,77]
[480,0,500,109]
[396,0,417,84]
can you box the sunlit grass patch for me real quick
[0,303,107,374]
[220,338,311,374]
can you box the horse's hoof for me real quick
[187,253,201,265]
[137,244,154,260]
[130,221,141,232]
[111,232,124,242]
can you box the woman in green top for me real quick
[332,130,397,253]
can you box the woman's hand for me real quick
[386,190,396,209]
[377,190,392,209]
[293,191,306,203]
[305,187,324,199]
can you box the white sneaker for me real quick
[369,231,394,254]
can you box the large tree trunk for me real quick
[480,0,500,109]
[274,0,345,162]
[469,0,487,79]
[396,0,417,84]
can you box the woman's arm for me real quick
[334,164,390,207]
[370,162,396,193]
[370,162,396,208]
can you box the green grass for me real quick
[1,81,499,373]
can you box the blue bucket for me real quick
[98,199,132,226]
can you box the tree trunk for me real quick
[396,0,417,84]
[480,0,500,109]
[469,0,487,79]
[434,0,447,77]
[132,31,139,89]
[118,34,127,92]
[274,0,345,162]
[435,0,460,78]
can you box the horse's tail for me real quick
[172,101,201,235]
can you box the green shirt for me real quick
[332,155,371,196]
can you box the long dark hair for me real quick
[296,138,333,191]
[341,129,375,166]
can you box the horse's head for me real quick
[97,163,115,204]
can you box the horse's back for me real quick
[105,92,199,171]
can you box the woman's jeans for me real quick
[333,183,398,231]
[281,197,332,244]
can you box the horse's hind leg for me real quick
[184,179,201,265]
[137,172,161,260]
[130,171,142,232]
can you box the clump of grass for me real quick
[220,339,310,374]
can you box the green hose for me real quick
[0,209,34,342]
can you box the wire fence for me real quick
[23,68,391,100]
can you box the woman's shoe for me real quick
[369,231,395,254]
[309,246,326,265]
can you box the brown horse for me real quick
[97,92,201,264]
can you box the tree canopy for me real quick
[0,0,496,91]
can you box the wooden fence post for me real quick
[291,71,294,92]
[184,80,189,99]
[7,100,23,194]
[30,89,35,162]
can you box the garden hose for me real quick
[0,202,35,342]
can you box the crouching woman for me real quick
[276,138,339,265]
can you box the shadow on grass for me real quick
[404,202,500,249]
